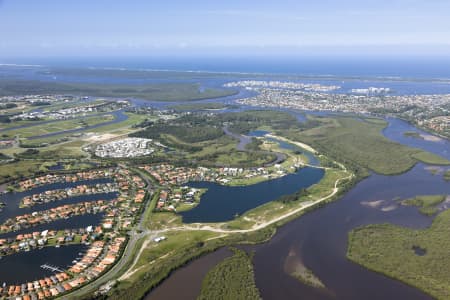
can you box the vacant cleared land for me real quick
[348,209,450,300]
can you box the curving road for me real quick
[65,166,155,299]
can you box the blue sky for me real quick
[1,0,450,57]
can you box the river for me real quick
[1,64,450,298]
[147,116,450,300]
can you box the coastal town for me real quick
[0,167,147,299]
[232,80,450,138]
[0,237,126,299]
[224,80,341,92]
[21,183,118,207]
[0,95,129,122]
[3,1,450,298]
[17,170,116,191]
[140,162,298,212]
[94,137,155,158]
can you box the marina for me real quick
[40,264,64,273]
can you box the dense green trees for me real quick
[348,209,450,300]
[444,170,450,181]
[198,248,260,300]
[402,195,446,216]
[276,188,309,203]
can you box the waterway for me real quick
[248,130,319,166]
[250,162,448,300]
[148,248,232,300]
[148,117,450,300]
[28,109,128,140]
[181,166,324,223]
[179,128,325,223]
[0,244,88,285]
[0,177,115,224]
[0,178,117,283]
[0,109,127,134]
[1,64,450,298]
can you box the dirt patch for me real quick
[83,133,118,142]
[420,134,444,142]
[381,205,398,212]
[284,247,326,290]
[361,200,385,208]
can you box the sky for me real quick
[1,0,450,58]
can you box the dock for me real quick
[40,264,64,273]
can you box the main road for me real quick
[66,165,155,299]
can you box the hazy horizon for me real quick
[1,0,450,58]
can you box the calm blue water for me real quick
[0,213,104,240]
[180,167,324,223]
[252,162,449,300]
[383,118,450,161]
[2,57,450,97]
[0,177,116,283]
[1,58,449,298]
[0,244,88,285]
[0,177,114,224]
[3,57,450,79]
[248,130,320,166]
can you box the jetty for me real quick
[40,264,64,273]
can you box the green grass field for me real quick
[0,112,148,181]
[0,160,50,183]
[18,113,147,147]
[348,209,450,300]
[282,116,450,175]
[4,114,115,138]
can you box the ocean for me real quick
[2,56,450,80]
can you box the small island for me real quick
[401,194,447,216]
[444,170,450,181]
[347,209,450,300]
[403,131,423,139]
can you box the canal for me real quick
[0,178,117,284]
[147,117,450,300]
